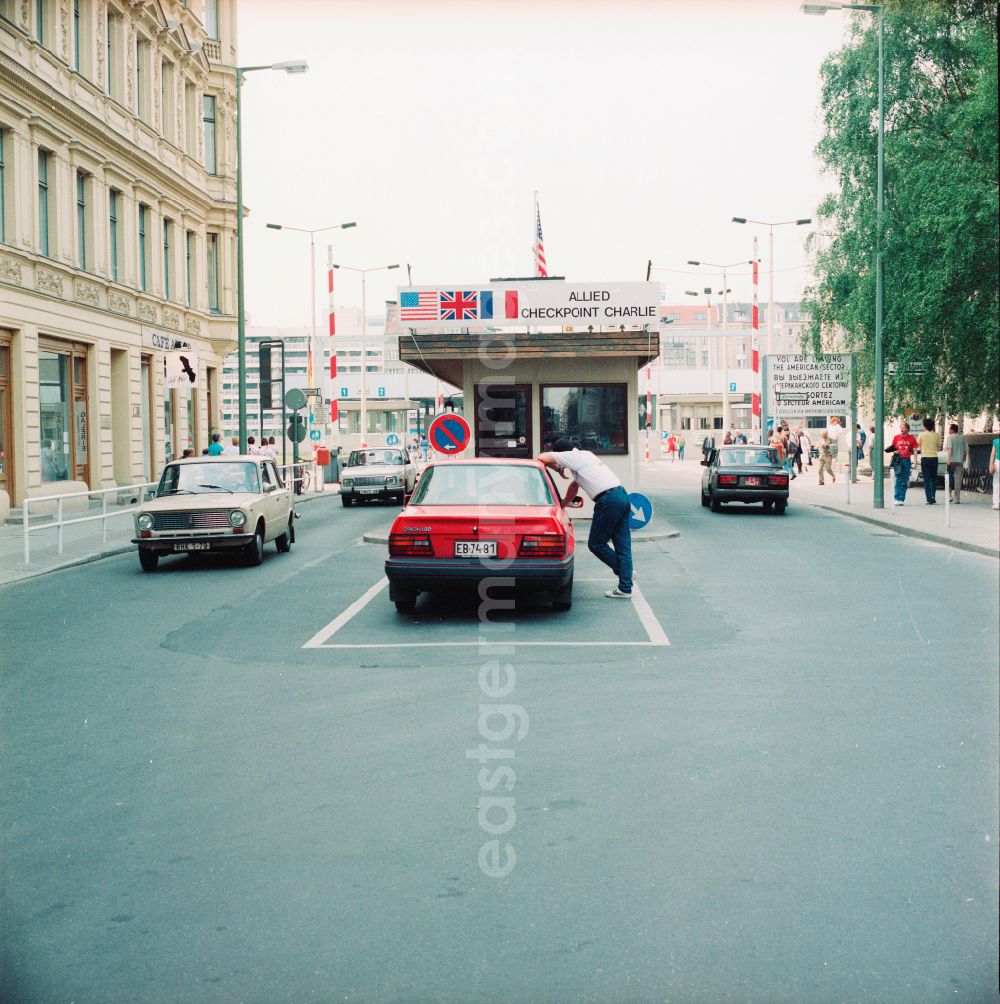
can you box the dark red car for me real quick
[385,459,576,614]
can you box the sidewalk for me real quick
[0,486,339,588]
[643,455,1000,559]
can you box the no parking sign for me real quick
[428,414,471,455]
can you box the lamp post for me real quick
[265,221,357,437]
[688,258,752,429]
[802,2,885,505]
[330,263,400,448]
[731,216,811,357]
[234,58,308,452]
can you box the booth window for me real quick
[474,383,531,458]
[541,384,627,454]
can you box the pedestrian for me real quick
[268,435,279,459]
[945,423,969,503]
[856,423,866,464]
[723,430,733,445]
[247,436,260,455]
[677,433,686,462]
[785,429,800,479]
[799,428,813,467]
[538,438,633,599]
[667,434,677,461]
[208,432,224,456]
[990,425,1000,510]
[223,436,239,455]
[885,419,918,506]
[420,435,429,462]
[816,431,835,485]
[916,417,941,504]
[181,448,194,459]
[733,429,747,445]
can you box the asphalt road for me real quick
[2,480,997,1003]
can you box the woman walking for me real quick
[916,417,941,504]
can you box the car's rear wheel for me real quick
[341,494,353,507]
[775,500,787,515]
[700,487,709,508]
[276,517,293,552]
[552,576,573,612]
[710,493,722,513]
[762,500,774,512]
[138,549,159,572]
[246,525,265,566]
[394,592,417,614]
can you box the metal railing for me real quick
[277,460,323,497]
[22,481,156,564]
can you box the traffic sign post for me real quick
[428,413,471,456]
[386,433,399,446]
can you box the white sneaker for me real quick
[893,499,904,506]
[605,588,632,599]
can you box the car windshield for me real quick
[348,450,404,466]
[158,461,260,495]
[410,464,555,506]
[720,448,778,466]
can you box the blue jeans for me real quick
[920,457,938,502]
[588,485,633,593]
[894,457,912,501]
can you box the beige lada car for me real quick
[132,456,295,571]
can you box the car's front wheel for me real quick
[138,549,159,572]
[341,494,353,507]
[246,525,265,566]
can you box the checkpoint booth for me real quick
[398,279,660,515]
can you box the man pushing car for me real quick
[537,439,633,599]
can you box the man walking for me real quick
[886,420,919,506]
[945,423,969,503]
[817,431,836,485]
[917,417,941,504]
[538,439,633,599]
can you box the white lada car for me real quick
[132,456,295,571]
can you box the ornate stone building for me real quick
[0,0,238,516]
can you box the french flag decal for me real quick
[505,290,519,319]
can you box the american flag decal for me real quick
[400,290,439,320]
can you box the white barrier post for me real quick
[23,499,30,564]
[102,489,109,544]
[57,496,64,555]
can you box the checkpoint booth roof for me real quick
[397,278,660,505]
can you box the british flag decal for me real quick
[439,290,479,321]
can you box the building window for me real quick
[184,82,196,153]
[136,36,149,120]
[206,231,219,311]
[203,94,216,175]
[73,0,80,69]
[108,187,120,282]
[76,170,87,270]
[36,0,47,44]
[106,11,122,99]
[138,203,148,290]
[37,149,50,258]
[185,230,195,306]
[0,128,6,245]
[39,341,89,485]
[161,60,175,143]
[162,218,172,299]
[204,0,219,40]
[541,384,628,454]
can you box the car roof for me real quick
[423,458,544,468]
[169,455,266,464]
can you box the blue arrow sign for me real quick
[628,492,653,531]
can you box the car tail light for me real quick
[768,475,789,487]
[718,475,738,485]
[389,533,432,557]
[518,533,566,558]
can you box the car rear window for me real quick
[410,464,555,506]
[158,461,261,495]
[720,448,778,466]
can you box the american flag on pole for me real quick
[534,196,547,277]
[400,290,438,320]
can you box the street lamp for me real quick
[234,58,309,453]
[330,263,400,448]
[731,217,811,359]
[801,1,885,507]
[265,221,357,439]
[688,258,753,429]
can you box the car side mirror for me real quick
[263,483,277,494]
[566,497,585,509]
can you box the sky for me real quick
[236,0,853,328]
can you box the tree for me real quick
[803,0,999,420]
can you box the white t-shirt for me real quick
[550,449,620,500]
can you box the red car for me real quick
[385,459,577,614]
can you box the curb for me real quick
[0,490,339,588]
[800,500,1000,559]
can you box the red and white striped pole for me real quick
[751,236,761,441]
[327,246,338,427]
[644,365,651,460]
